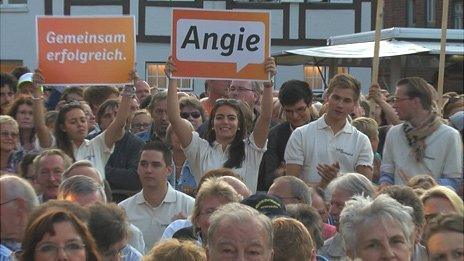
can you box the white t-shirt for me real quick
[73,131,114,179]
[285,115,373,182]
[380,123,463,185]
[183,131,267,192]
[119,184,195,253]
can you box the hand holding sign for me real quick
[263,57,276,88]
[172,9,270,81]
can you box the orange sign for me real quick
[172,9,270,81]
[36,16,135,85]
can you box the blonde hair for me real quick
[421,186,464,216]
[351,117,379,139]
[326,73,361,102]
[191,178,240,234]
[0,115,19,131]
[144,239,206,261]
[272,217,314,261]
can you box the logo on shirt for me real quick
[336,148,353,157]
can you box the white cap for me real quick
[17,72,34,88]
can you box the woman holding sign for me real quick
[32,70,135,180]
[165,57,276,192]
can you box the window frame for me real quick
[145,62,194,91]
[0,0,28,12]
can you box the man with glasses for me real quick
[257,80,313,191]
[61,164,146,255]
[285,74,373,188]
[229,80,262,120]
[33,149,73,203]
[380,77,462,191]
[0,175,39,259]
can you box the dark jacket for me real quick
[257,121,293,191]
[105,131,144,202]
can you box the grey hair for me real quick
[58,175,107,203]
[207,202,273,249]
[33,149,73,177]
[250,81,263,95]
[326,173,375,200]
[62,160,103,184]
[0,174,39,211]
[339,194,415,257]
[274,176,312,205]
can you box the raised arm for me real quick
[104,72,134,148]
[252,57,276,148]
[32,70,53,148]
[165,57,193,148]
[369,84,401,125]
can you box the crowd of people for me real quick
[0,55,463,261]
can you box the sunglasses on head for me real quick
[180,111,201,119]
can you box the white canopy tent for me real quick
[273,27,464,92]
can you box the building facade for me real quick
[1,0,462,94]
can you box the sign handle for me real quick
[437,0,449,108]
[369,0,383,119]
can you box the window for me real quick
[455,2,463,29]
[303,65,348,93]
[426,0,436,26]
[0,0,28,12]
[304,65,325,92]
[407,0,416,27]
[145,62,193,91]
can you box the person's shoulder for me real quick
[269,121,291,135]
[438,123,460,135]
[175,189,195,202]
[118,192,140,207]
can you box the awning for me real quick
[274,39,464,65]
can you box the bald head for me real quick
[135,80,151,102]
[218,176,251,198]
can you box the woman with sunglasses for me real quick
[179,96,206,130]
[166,57,276,192]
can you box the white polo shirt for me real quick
[118,183,194,253]
[284,115,373,183]
[380,123,462,185]
[183,131,267,192]
[73,131,114,179]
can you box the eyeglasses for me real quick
[0,131,19,138]
[392,96,413,103]
[180,111,201,119]
[35,242,86,257]
[0,198,17,206]
[283,105,309,115]
[228,86,253,93]
[102,245,127,259]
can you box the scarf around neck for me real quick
[403,113,442,162]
